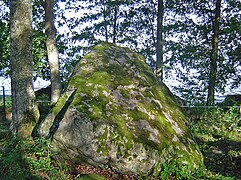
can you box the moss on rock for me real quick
[39,43,203,176]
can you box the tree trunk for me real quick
[10,0,39,138]
[113,5,118,43]
[206,0,221,106]
[240,104,241,121]
[156,0,164,81]
[45,0,61,104]
[103,5,109,42]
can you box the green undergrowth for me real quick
[0,95,12,109]
[0,120,107,180]
[0,105,241,179]
[75,174,106,180]
[0,120,69,180]
[0,125,71,179]
[190,106,241,179]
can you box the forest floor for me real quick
[0,107,241,179]
[188,107,241,180]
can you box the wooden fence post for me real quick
[2,86,6,121]
[240,104,241,120]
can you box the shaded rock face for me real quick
[39,43,203,175]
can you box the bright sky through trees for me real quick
[0,0,240,105]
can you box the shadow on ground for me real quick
[0,121,38,179]
[198,138,241,179]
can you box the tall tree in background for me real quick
[61,0,159,69]
[164,0,240,105]
[10,0,39,137]
[0,0,51,81]
[66,0,136,46]
[2,0,239,107]
[45,0,61,104]
[32,0,49,80]
[112,2,118,43]
[156,0,164,81]
[207,0,221,105]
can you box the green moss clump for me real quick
[52,93,68,116]
[97,128,109,156]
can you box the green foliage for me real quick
[0,95,11,108]
[55,0,241,104]
[57,0,159,71]
[1,107,241,179]
[0,136,35,179]
[36,93,50,102]
[32,29,49,81]
[192,166,235,180]
[0,131,71,179]
[76,174,106,180]
[156,157,192,180]
[0,0,50,80]
[1,0,240,104]
[218,95,241,107]
[165,0,241,104]
[191,107,240,140]
[0,20,10,77]
[190,107,241,179]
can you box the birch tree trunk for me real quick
[207,0,221,106]
[156,0,164,81]
[10,0,39,138]
[45,0,61,104]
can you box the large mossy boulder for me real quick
[39,43,203,176]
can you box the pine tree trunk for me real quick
[10,0,39,138]
[103,5,109,42]
[45,0,61,104]
[207,0,221,106]
[156,0,164,81]
[113,5,118,43]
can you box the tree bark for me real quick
[45,0,61,104]
[156,0,164,81]
[113,5,118,43]
[207,0,221,106]
[103,5,109,42]
[10,0,39,138]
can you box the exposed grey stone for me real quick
[38,43,203,176]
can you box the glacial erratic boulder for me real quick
[39,43,203,176]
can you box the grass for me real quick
[0,95,12,109]
[189,106,241,179]
[0,121,71,179]
[0,106,240,179]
